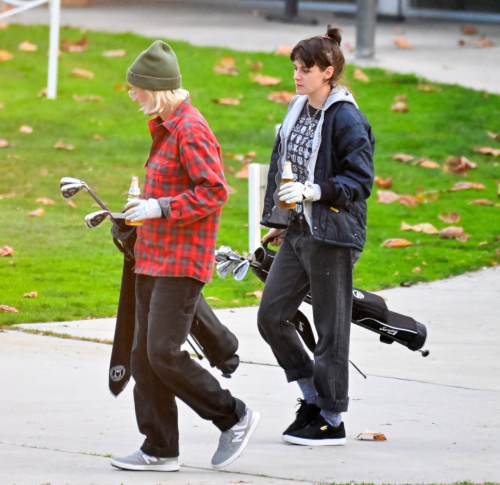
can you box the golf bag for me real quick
[108,220,240,397]
[251,242,428,354]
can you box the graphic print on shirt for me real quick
[287,104,319,214]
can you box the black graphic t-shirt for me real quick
[286,103,320,214]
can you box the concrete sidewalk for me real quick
[11,0,500,94]
[3,266,499,484]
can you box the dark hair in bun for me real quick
[290,25,345,87]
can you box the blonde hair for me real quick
[136,87,190,116]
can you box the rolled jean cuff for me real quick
[141,440,179,459]
[316,396,349,413]
[213,397,246,432]
[284,360,314,383]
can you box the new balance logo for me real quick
[232,431,245,443]
[379,326,398,336]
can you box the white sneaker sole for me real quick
[212,411,261,470]
[282,435,346,446]
[110,459,180,472]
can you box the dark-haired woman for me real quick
[257,27,375,446]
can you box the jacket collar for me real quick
[148,98,191,135]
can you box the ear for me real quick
[324,66,334,81]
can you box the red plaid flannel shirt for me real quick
[134,99,228,283]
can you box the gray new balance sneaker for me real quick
[110,450,179,471]
[212,408,260,470]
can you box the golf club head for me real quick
[215,245,233,263]
[60,177,85,188]
[61,183,86,199]
[216,260,237,279]
[85,210,111,228]
[233,260,250,281]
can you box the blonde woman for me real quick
[111,41,259,472]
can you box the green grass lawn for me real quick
[1,24,499,325]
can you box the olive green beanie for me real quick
[127,40,182,91]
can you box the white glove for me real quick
[278,181,315,204]
[124,198,162,222]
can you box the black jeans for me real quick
[257,216,353,412]
[131,274,246,458]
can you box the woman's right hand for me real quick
[262,228,285,247]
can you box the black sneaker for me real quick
[283,415,346,446]
[282,398,321,435]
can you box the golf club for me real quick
[60,176,120,224]
[85,210,125,229]
[233,260,251,281]
[216,260,239,279]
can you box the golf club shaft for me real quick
[83,186,120,224]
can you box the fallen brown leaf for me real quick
[0,102,4,109]
[470,199,494,206]
[377,190,399,204]
[449,181,486,191]
[0,304,18,313]
[374,176,392,189]
[391,101,409,113]
[276,45,293,56]
[0,21,8,30]
[61,37,88,53]
[251,74,281,86]
[418,83,441,92]
[212,97,240,106]
[246,59,263,71]
[439,226,464,239]
[415,157,440,169]
[246,290,263,298]
[67,200,77,208]
[382,239,413,248]
[235,163,249,179]
[19,41,37,52]
[229,479,252,483]
[461,25,477,35]
[479,241,489,246]
[444,156,477,174]
[394,94,407,102]
[213,57,239,76]
[28,208,44,217]
[0,139,10,148]
[73,94,103,103]
[19,125,33,134]
[486,131,500,140]
[23,292,38,298]
[71,68,94,79]
[37,88,47,98]
[0,246,14,257]
[474,146,500,157]
[496,249,500,256]
[398,195,420,207]
[392,153,414,163]
[394,37,412,49]
[227,185,237,195]
[36,198,54,205]
[357,430,387,441]
[93,134,104,141]
[439,212,460,223]
[459,37,495,48]
[54,139,74,150]
[102,49,126,57]
[354,68,370,83]
[456,233,472,242]
[401,222,439,234]
[0,50,13,61]
[412,267,421,273]
[497,180,500,198]
[205,296,220,301]
[267,91,295,105]
[492,261,499,267]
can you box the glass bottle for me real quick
[125,175,144,226]
[277,161,296,210]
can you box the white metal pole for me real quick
[47,0,61,100]
[248,163,262,255]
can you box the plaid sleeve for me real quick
[168,119,228,226]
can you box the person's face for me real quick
[293,60,333,95]
[128,86,148,109]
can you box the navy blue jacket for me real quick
[261,101,375,252]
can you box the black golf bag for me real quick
[251,242,428,355]
[108,220,240,397]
